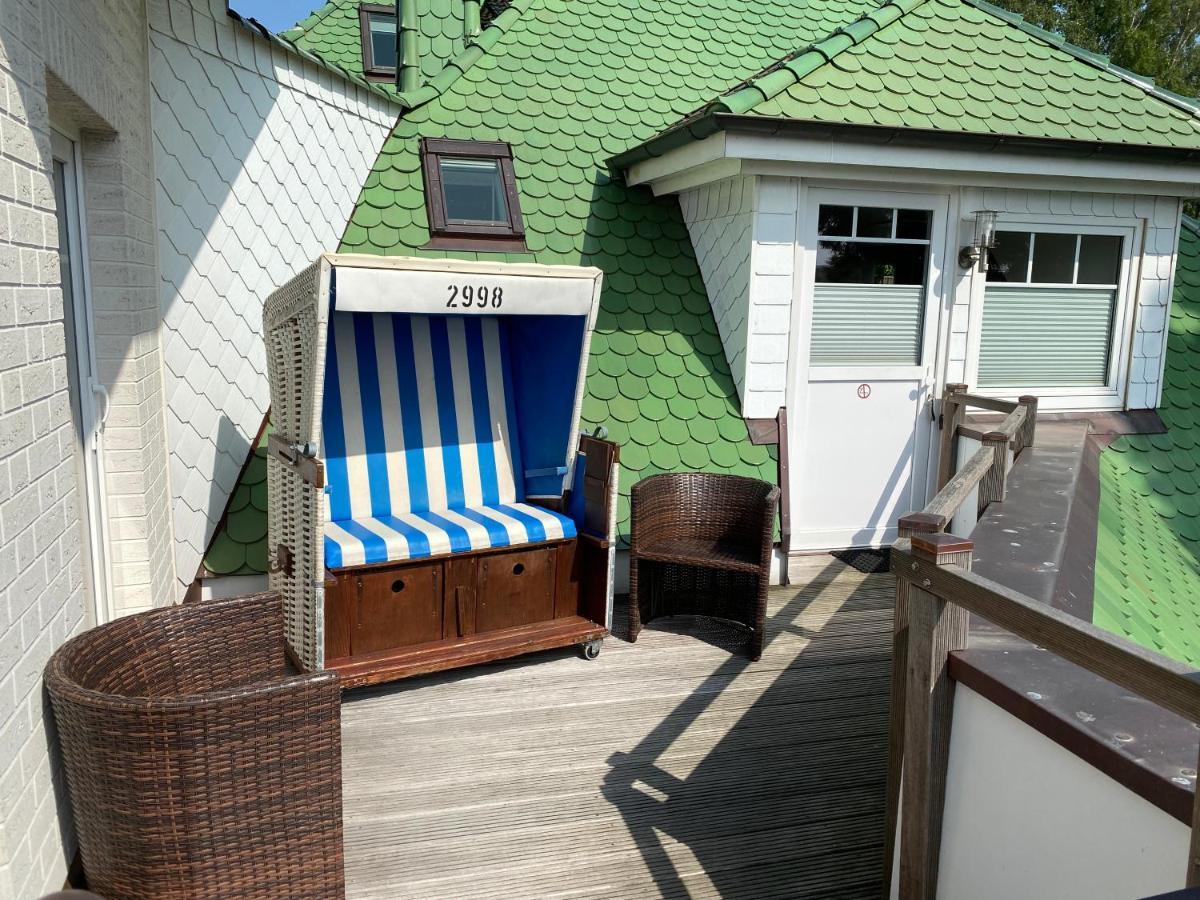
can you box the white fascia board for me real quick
[648,158,744,197]
[630,129,1200,198]
[624,131,728,188]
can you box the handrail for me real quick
[993,404,1027,440]
[886,534,1200,897]
[895,538,1200,723]
[909,385,1038,536]
[948,391,1019,414]
[925,445,992,521]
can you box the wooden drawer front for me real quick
[355,562,443,655]
[476,547,556,633]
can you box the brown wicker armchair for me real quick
[45,592,344,900]
[629,473,780,660]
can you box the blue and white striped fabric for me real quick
[321,311,576,569]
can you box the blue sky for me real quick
[230,1,322,32]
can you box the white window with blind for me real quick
[811,204,934,367]
[976,223,1135,402]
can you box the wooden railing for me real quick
[883,388,1200,899]
[899,383,1038,537]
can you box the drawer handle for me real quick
[392,579,405,593]
[512,563,525,576]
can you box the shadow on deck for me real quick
[340,558,895,899]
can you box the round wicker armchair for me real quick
[629,473,780,660]
[45,592,344,900]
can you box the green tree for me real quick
[993,0,1200,97]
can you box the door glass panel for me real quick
[856,207,894,238]
[817,204,853,237]
[896,209,932,240]
[1030,232,1077,283]
[1078,234,1123,285]
[986,231,1031,282]
[811,203,933,366]
[816,241,929,285]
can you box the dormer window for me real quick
[359,4,397,78]
[420,138,526,252]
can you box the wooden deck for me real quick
[340,558,895,899]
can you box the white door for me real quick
[790,190,948,550]
[52,130,112,625]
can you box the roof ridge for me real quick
[711,0,933,116]
[1183,216,1200,238]
[961,0,1200,121]
[278,1,342,42]
[225,8,403,105]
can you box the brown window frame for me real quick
[420,138,527,252]
[359,3,398,80]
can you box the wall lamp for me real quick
[959,209,999,270]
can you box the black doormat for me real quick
[832,547,891,575]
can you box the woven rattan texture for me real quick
[628,473,779,660]
[264,261,329,669]
[45,593,344,899]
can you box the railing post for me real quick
[897,511,946,539]
[936,384,969,491]
[1017,395,1038,455]
[884,515,958,897]
[898,533,973,900]
[977,430,1010,513]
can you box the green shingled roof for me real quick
[625,0,1200,159]
[286,1,467,87]
[1095,219,1200,668]
[744,0,1200,146]
[205,425,270,577]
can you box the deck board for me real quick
[341,557,895,898]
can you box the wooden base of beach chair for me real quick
[327,615,607,688]
[322,535,611,688]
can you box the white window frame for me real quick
[796,188,949,383]
[964,215,1141,411]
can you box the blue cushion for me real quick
[323,502,577,568]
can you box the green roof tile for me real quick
[1095,219,1200,667]
[204,425,271,577]
[741,0,1200,147]
[618,0,1200,165]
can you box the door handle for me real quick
[90,380,110,430]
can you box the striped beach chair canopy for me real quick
[322,310,580,568]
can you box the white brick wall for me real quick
[0,0,168,893]
[148,0,396,588]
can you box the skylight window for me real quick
[421,139,526,251]
[359,4,397,77]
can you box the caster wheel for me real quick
[581,639,602,660]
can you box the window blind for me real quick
[978,286,1115,388]
[810,284,925,366]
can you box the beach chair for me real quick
[263,255,619,687]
